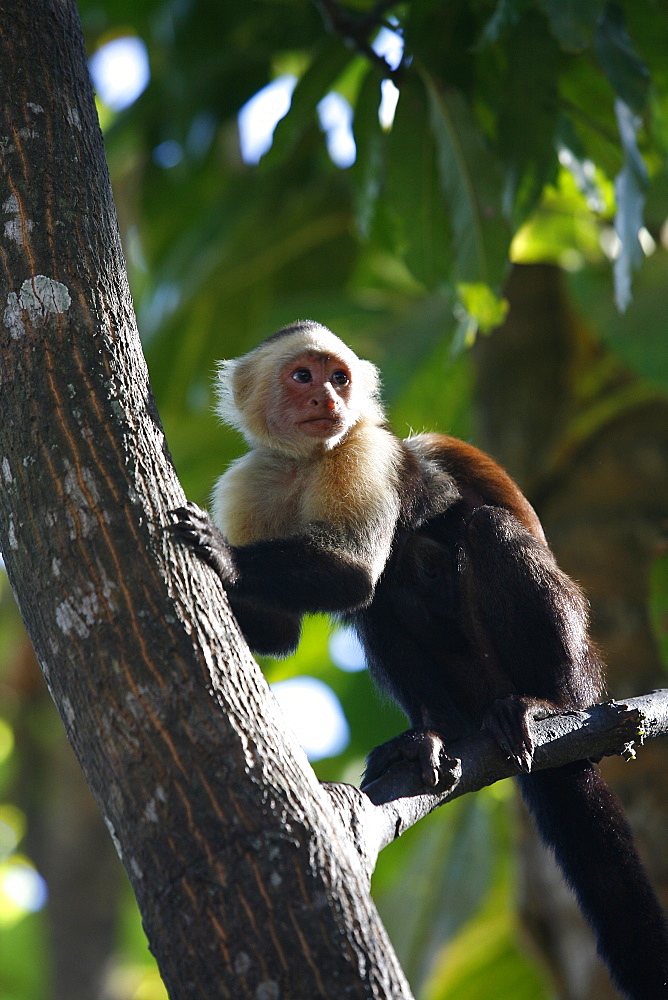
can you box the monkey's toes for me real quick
[362,728,460,790]
[483,696,535,773]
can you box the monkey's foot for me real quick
[167,501,237,586]
[482,695,540,773]
[362,728,459,790]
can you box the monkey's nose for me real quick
[311,393,336,410]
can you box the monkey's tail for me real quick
[518,761,668,1000]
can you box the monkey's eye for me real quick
[331,370,349,386]
[291,368,312,383]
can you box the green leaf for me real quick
[594,3,650,114]
[613,98,649,311]
[262,38,354,166]
[496,11,560,224]
[537,0,604,52]
[455,283,509,351]
[386,79,453,288]
[351,69,385,240]
[421,71,510,288]
[478,0,532,47]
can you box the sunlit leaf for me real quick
[104,962,168,1000]
[0,721,14,768]
[455,282,509,339]
[613,98,649,311]
[511,166,607,269]
[557,138,610,215]
[421,71,510,288]
[0,804,24,859]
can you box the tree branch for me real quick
[325,690,668,878]
[312,0,403,81]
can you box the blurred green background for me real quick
[1,0,668,997]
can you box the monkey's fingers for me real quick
[169,500,210,529]
[482,696,534,773]
[167,503,238,585]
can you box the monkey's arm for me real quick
[169,502,378,615]
[227,596,302,657]
[168,505,302,656]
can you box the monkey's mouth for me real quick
[299,415,342,435]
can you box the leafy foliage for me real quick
[91,0,665,389]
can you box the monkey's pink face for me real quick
[272,351,354,441]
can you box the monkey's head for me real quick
[215,321,384,457]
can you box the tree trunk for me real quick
[474,263,668,999]
[0,3,411,997]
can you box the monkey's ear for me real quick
[214,357,245,431]
[215,352,275,447]
[355,358,381,399]
[351,357,384,423]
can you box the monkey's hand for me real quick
[362,728,460,790]
[482,695,558,773]
[168,502,238,587]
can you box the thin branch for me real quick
[312,0,403,81]
[325,690,668,879]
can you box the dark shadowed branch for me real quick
[325,690,668,880]
[312,0,402,80]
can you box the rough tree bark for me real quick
[0,4,412,998]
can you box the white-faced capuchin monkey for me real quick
[170,321,668,999]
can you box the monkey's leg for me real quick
[458,505,599,770]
